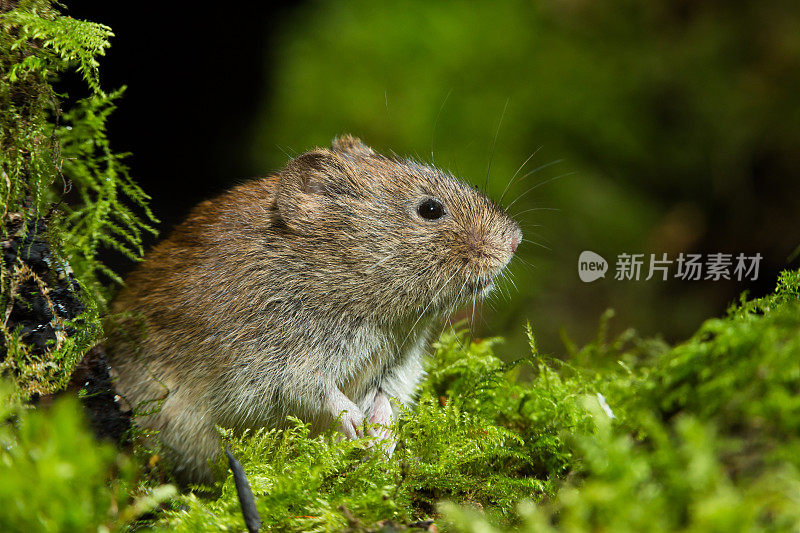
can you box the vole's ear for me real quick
[331,134,375,156]
[276,151,349,226]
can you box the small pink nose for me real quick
[510,235,520,253]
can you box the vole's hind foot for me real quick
[366,425,397,456]
[366,390,396,456]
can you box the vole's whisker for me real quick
[502,270,518,294]
[484,98,509,194]
[506,171,576,210]
[521,231,552,246]
[497,271,509,298]
[499,147,542,203]
[513,255,537,270]
[510,207,560,218]
[517,223,543,230]
[412,261,439,281]
[451,275,472,340]
[470,283,478,330]
[522,239,552,251]
[500,158,565,205]
[399,265,464,351]
[430,89,452,165]
[445,315,464,349]
[456,274,470,302]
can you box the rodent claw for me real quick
[337,406,365,440]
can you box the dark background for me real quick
[64,1,800,359]
[65,3,296,230]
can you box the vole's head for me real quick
[275,135,522,319]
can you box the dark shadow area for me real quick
[63,2,301,276]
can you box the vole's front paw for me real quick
[327,387,365,440]
[367,390,396,455]
[339,407,365,440]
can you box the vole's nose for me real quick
[509,227,522,254]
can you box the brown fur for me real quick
[106,136,522,484]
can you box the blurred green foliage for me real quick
[0,381,175,532]
[250,0,800,356]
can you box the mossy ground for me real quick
[153,270,800,532]
[3,269,798,532]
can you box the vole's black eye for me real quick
[417,199,444,220]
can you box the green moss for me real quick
[0,0,156,394]
[443,269,800,532]
[157,330,591,531]
[146,269,800,532]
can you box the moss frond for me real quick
[1,0,156,394]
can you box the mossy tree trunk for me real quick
[0,0,156,395]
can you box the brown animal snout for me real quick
[509,226,522,254]
[509,228,522,253]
